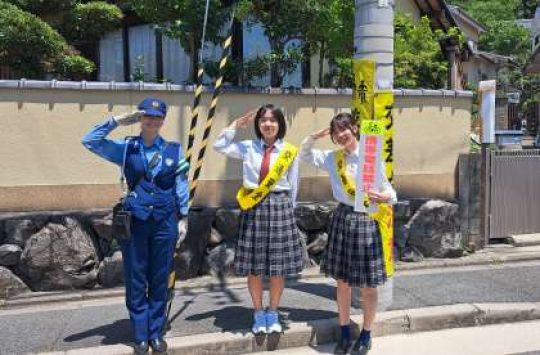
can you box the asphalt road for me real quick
[2,262,540,354]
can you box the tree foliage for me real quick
[479,22,530,63]
[56,54,96,80]
[303,0,354,86]
[447,0,531,63]
[236,0,312,86]
[61,1,123,43]
[0,1,68,77]
[518,0,540,18]
[0,0,123,79]
[234,0,354,87]
[3,0,76,14]
[448,0,536,110]
[394,13,449,88]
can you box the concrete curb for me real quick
[508,234,540,247]
[3,252,540,309]
[40,302,540,355]
[396,252,540,271]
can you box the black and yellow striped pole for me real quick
[164,0,211,327]
[189,10,235,205]
[165,3,236,328]
[185,68,205,165]
[185,0,211,165]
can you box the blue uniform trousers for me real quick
[119,214,178,342]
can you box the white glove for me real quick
[177,216,188,246]
[114,111,144,126]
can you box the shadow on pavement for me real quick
[63,319,132,346]
[184,305,337,334]
[166,294,198,333]
[288,282,336,302]
[184,305,253,334]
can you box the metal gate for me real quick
[488,149,540,239]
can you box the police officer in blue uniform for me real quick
[82,97,189,354]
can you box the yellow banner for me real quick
[374,91,395,184]
[352,59,395,277]
[374,91,395,277]
[352,59,375,123]
[236,143,297,211]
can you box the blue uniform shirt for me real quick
[81,117,189,216]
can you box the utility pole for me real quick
[352,0,395,311]
[354,0,394,90]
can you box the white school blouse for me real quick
[299,136,397,212]
[213,128,299,204]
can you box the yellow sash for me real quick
[334,148,394,276]
[237,142,297,210]
[334,149,369,207]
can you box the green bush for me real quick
[62,1,123,43]
[3,0,76,14]
[0,1,68,77]
[394,14,449,88]
[56,54,95,80]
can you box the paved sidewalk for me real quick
[250,320,540,355]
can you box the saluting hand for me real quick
[230,109,257,129]
[114,111,145,126]
[310,127,331,140]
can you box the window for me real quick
[162,36,192,84]
[99,30,124,82]
[243,22,271,87]
[242,21,303,88]
[128,25,157,81]
[97,20,305,86]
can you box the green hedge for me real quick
[3,0,76,14]
[62,1,123,43]
[0,1,68,77]
[56,54,95,80]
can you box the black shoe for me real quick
[133,341,149,355]
[350,338,372,355]
[149,338,168,353]
[334,337,352,354]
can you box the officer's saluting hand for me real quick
[113,110,145,126]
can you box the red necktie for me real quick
[259,145,275,183]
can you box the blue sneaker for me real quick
[252,310,267,334]
[265,309,282,333]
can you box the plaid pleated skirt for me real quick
[321,203,387,288]
[234,191,303,277]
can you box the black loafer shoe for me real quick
[133,341,149,355]
[334,337,352,354]
[149,338,168,353]
[350,338,372,355]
